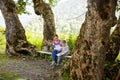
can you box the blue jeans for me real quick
[52,50,61,62]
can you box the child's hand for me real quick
[57,53,62,56]
[61,52,65,55]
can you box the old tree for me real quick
[0,0,36,56]
[62,0,120,80]
[0,0,120,79]
[33,0,56,51]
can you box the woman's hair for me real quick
[54,34,58,37]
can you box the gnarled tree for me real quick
[33,0,56,51]
[105,17,120,80]
[0,0,36,56]
[62,0,117,80]
[106,18,120,62]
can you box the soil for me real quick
[0,57,63,80]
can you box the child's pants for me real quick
[57,53,69,64]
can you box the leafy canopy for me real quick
[15,0,60,14]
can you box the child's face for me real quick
[61,42,66,46]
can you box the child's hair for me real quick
[62,40,66,43]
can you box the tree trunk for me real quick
[33,0,55,51]
[0,0,36,56]
[106,17,120,62]
[62,0,117,80]
[104,17,120,80]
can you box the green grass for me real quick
[0,54,10,65]
[0,54,23,80]
[62,71,70,80]
[0,71,21,80]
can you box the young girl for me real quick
[56,40,69,65]
[51,34,61,65]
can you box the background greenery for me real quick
[0,26,119,60]
[0,26,77,54]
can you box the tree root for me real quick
[6,40,37,57]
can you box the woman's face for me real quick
[54,36,58,40]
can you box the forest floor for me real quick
[0,54,64,80]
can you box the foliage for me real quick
[16,0,31,14]
[15,0,60,14]
[67,33,76,54]
[58,32,77,54]
[0,27,5,52]
[25,30,43,50]
[117,0,120,11]
[104,60,120,80]
[47,0,60,6]
[116,6,120,11]
[116,51,120,61]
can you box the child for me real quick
[51,34,62,65]
[56,40,69,65]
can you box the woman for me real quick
[51,34,61,65]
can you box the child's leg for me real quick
[57,53,69,65]
[57,56,62,65]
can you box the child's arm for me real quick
[62,47,69,55]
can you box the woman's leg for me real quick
[51,50,61,65]
[52,50,57,62]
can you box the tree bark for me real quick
[62,0,117,80]
[104,17,120,80]
[33,0,55,51]
[106,17,120,62]
[0,0,36,56]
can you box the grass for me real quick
[62,71,70,80]
[0,54,10,65]
[0,71,21,80]
[0,54,23,80]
